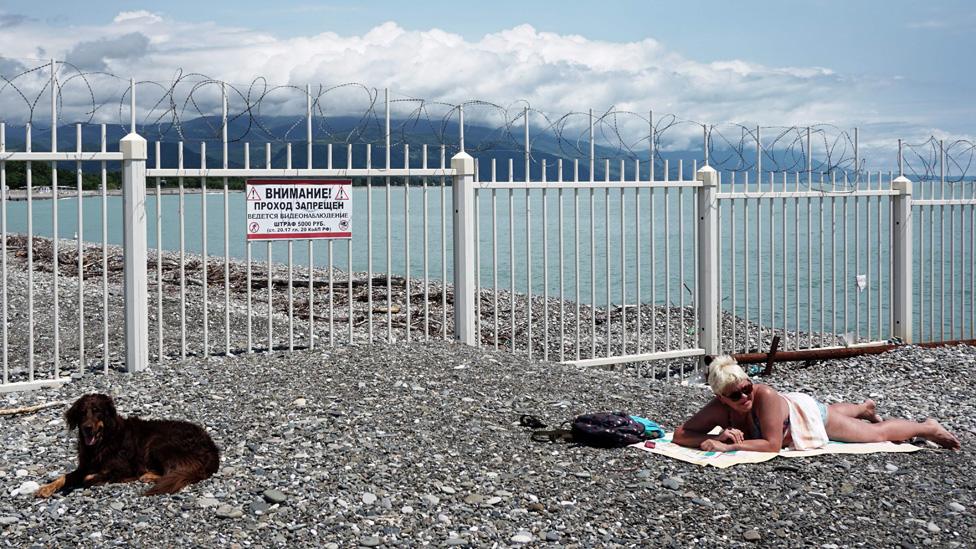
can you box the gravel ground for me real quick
[1,236,975,547]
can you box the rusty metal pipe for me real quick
[711,339,976,366]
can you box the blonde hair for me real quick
[707,355,749,395]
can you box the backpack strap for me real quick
[531,428,574,444]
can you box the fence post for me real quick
[891,176,913,343]
[452,151,477,346]
[696,165,720,360]
[121,132,148,372]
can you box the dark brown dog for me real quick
[36,394,219,497]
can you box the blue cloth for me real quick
[629,415,665,439]
[816,400,829,427]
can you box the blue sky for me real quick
[0,0,973,159]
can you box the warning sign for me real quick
[245,179,353,240]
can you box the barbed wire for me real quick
[1,58,972,181]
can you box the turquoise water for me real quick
[1,185,970,342]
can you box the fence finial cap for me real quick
[451,151,474,175]
[120,132,147,161]
[891,175,912,194]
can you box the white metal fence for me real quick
[2,71,974,393]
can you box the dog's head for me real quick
[65,394,119,447]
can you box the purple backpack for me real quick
[570,412,649,448]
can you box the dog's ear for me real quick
[64,398,84,430]
[99,394,118,418]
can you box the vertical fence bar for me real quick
[155,141,163,361]
[267,144,273,352]
[201,141,208,357]
[729,173,736,350]
[222,84,230,356]
[879,172,885,340]
[755,128,763,351]
[121,131,148,372]
[649,113,656,364]
[178,142,186,359]
[678,159,685,356]
[940,140,946,341]
[635,158,641,358]
[542,159,549,360]
[664,159,671,356]
[425,146,432,341]
[76,125,85,373]
[307,86,315,349]
[777,173,785,348]
[441,145,447,340]
[620,160,626,354]
[491,158,497,348]
[843,175,849,340]
[385,89,392,342]
[832,173,838,342]
[867,173,874,340]
[51,62,60,379]
[509,160,515,352]
[26,124,33,380]
[102,125,109,371]
[578,159,585,360]
[348,144,354,344]
[366,143,374,342]
[589,164,596,359]
[525,108,532,358]
[601,158,608,359]
[245,144,252,353]
[558,160,564,361]
[405,145,412,343]
[287,144,293,351]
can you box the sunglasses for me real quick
[724,383,753,402]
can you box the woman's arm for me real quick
[672,399,728,448]
[703,386,787,453]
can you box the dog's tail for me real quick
[144,467,208,496]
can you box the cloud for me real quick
[0,13,29,29]
[0,11,969,165]
[65,32,151,70]
[113,10,163,24]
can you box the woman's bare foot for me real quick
[857,399,883,423]
[924,419,961,449]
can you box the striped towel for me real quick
[782,392,829,450]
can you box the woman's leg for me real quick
[827,399,882,422]
[825,413,960,449]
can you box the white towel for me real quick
[781,392,829,450]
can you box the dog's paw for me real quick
[35,475,65,498]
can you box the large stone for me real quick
[263,489,287,504]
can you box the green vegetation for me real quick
[2,161,121,190]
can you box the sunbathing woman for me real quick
[673,355,961,452]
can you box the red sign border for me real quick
[245,178,353,241]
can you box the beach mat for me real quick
[631,432,922,469]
